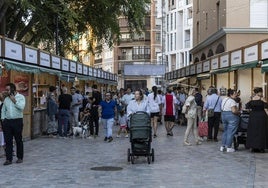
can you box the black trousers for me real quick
[208,112,221,140]
[90,116,99,136]
[2,118,24,161]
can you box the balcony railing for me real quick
[118,54,151,60]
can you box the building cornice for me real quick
[190,28,268,54]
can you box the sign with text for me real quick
[244,45,258,63]
[88,67,93,76]
[190,65,196,75]
[40,52,51,67]
[211,57,219,70]
[261,41,268,59]
[25,47,38,64]
[77,63,83,74]
[124,64,165,76]
[5,40,23,61]
[70,61,76,73]
[83,65,88,75]
[203,61,210,72]
[62,59,69,71]
[196,62,202,73]
[231,50,242,66]
[220,54,229,68]
[51,56,61,69]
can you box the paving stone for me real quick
[0,124,267,188]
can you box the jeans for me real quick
[70,111,79,130]
[102,118,114,138]
[90,116,99,136]
[2,118,24,161]
[58,109,70,137]
[221,111,239,148]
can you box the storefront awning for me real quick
[229,61,258,71]
[39,67,61,76]
[210,67,230,74]
[196,73,210,80]
[60,73,76,82]
[2,59,40,74]
[261,60,268,73]
[168,77,188,85]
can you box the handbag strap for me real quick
[213,96,220,110]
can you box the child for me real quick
[116,110,128,138]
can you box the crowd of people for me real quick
[0,82,268,166]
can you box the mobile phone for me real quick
[10,88,15,96]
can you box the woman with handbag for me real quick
[220,89,240,152]
[183,88,202,146]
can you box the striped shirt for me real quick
[1,93,25,120]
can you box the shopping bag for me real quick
[198,120,208,137]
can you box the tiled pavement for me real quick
[0,124,267,188]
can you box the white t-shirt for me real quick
[221,97,237,111]
[147,93,161,113]
[122,93,134,106]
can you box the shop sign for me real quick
[62,59,69,71]
[77,63,83,74]
[83,65,88,75]
[5,40,23,61]
[51,56,61,69]
[177,69,181,78]
[196,62,202,73]
[244,45,258,63]
[231,50,242,65]
[203,61,210,72]
[25,47,38,64]
[40,52,51,67]
[185,66,190,76]
[261,41,268,59]
[190,65,196,75]
[220,54,229,68]
[88,67,93,76]
[93,68,97,77]
[181,68,185,77]
[211,57,219,70]
[70,61,77,73]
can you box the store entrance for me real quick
[125,80,147,91]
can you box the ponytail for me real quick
[152,86,157,100]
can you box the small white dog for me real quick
[72,124,88,138]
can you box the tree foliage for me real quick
[0,0,150,55]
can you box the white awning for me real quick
[168,77,188,85]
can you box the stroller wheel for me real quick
[151,148,155,162]
[127,149,131,162]
[147,156,151,164]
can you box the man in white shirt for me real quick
[122,88,134,107]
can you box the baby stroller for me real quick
[233,111,249,150]
[127,111,155,164]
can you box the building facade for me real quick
[165,0,193,71]
[166,0,268,103]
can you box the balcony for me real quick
[118,54,151,61]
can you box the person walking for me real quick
[46,86,58,136]
[99,92,117,142]
[127,89,150,116]
[246,87,268,153]
[203,88,222,142]
[220,89,240,152]
[148,86,161,138]
[91,84,102,136]
[162,89,178,136]
[1,83,26,165]
[69,87,83,135]
[58,87,72,138]
[183,88,202,146]
[177,87,187,126]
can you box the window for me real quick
[156,32,161,42]
[167,34,170,51]
[167,15,169,32]
[174,12,176,30]
[196,21,200,43]
[132,46,151,59]
[216,1,220,30]
[250,0,268,27]
[170,33,173,51]
[174,33,176,50]
[171,13,173,30]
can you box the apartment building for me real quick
[165,0,193,71]
[166,0,268,102]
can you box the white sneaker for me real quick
[116,135,120,138]
[184,141,192,146]
[125,134,129,138]
[220,146,225,152]
[226,148,235,152]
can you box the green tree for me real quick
[0,0,150,55]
